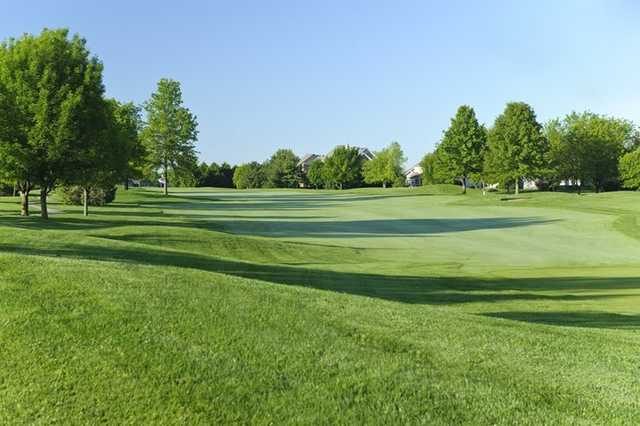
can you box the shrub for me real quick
[60,186,117,206]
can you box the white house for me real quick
[404,164,423,187]
[296,154,322,174]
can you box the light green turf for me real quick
[0,186,639,424]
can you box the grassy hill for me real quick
[1,186,639,424]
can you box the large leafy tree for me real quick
[0,28,105,217]
[307,160,325,189]
[111,101,144,190]
[264,149,300,188]
[233,162,265,189]
[142,79,198,196]
[323,146,363,190]
[437,106,487,193]
[620,149,640,190]
[219,163,235,188]
[67,98,122,216]
[547,112,633,192]
[196,162,236,188]
[484,102,548,194]
[363,142,406,188]
[419,150,453,185]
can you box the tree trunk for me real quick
[83,187,89,216]
[164,166,169,196]
[461,177,467,194]
[124,179,129,191]
[20,191,29,217]
[40,191,48,219]
[339,182,343,190]
[383,181,387,189]
[514,178,519,195]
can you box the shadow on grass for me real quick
[0,238,636,311]
[483,311,640,329]
[217,217,557,238]
[0,214,556,237]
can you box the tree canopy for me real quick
[363,142,406,188]
[233,162,265,189]
[437,106,487,193]
[484,102,548,194]
[0,28,106,217]
[619,148,640,190]
[68,98,134,216]
[111,100,144,190]
[142,78,198,196]
[306,160,325,189]
[263,149,300,188]
[323,146,363,190]
[547,112,634,192]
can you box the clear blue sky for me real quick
[3,1,640,167]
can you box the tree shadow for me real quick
[483,311,640,329]
[0,239,636,310]
[121,191,440,211]
[218,217,558,238]
[0,213,557,237]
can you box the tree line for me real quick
[232,143,406,190]
[3,29,638,215]
[422,103,640,193]
[0,28,199,217]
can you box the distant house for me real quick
[404,164,423,187]
[297,154,322,174]
[355,147,375,162]
[297,146,376,187]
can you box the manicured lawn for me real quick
[0,186,639,424]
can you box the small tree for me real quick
[307,160,325,189]
[363,142,406,188]
[438,106,487,193]
[620,149,640,189]
[264,149,300,188]
[485,102,548,194]
[142,79,198,196]
[323,146,363,189]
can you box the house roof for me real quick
[356,147,375,161]
[296,154,321,167]
[403,164,423,177]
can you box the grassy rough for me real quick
[0,186,639,424]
